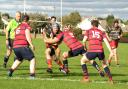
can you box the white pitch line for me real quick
[0,77,128,85]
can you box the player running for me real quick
[8,15,36,78]
[81,20,113,83]
[107,19,123,66]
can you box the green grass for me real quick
[0,35,128,89]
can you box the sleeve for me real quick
[26,24,32,31]
[6,20,13,32]
[56,32,64,41]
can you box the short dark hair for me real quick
[91,20,99,27]
[22,14,29,22]
[51,16,56,20]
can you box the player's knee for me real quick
[80,56,88,64]
[101,60,107,68]
[45,48,51,55]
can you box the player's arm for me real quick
[119,28,123,38]
[5,21,12,40]
[103,38,113,54]
[82,36,88,50]
[44,32,63,44]
[105,32,111,41]
[44,37,59,44]
[83,30,88,50]
[25,29,35,51]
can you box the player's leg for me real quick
[102,59,113,83]
[45,48,53,73]
[107,49,114,66]
[87,52,104,77]
[80,55,89,82]
[54,47,64,69]
[62,51,70,74]
[3,39,13,68]
[113,48,119,65]
[22,47,36,78]
[29,58,36,78]
[3,49,12,68]
[89,60,104,77]
[8,59,22,77]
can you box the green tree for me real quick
[0,12,4,29]
[28,13,47,30]
[27,13,47,38]
[62,11,81,26]
[106,14,115,27]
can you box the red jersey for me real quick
[85,27,106,52]
[57,30,83,50]
[13,22,31,48]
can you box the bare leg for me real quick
[30,58,36,77]
[8,59,22,77]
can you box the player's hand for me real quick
[6,39,9,45]
[30,44,35,51]
[118,36,121,39]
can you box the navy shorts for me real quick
[86,52,105,60]
[68,47,86,57]
[13,47,35,61]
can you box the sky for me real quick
[0,0,128,20]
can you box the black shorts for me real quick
[13,47,35,61]
[68,47,86,57]
[7,38,14,49]
[86,52,105,60]
[49,46,55,56]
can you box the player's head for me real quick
[63,24,72,31]
[91,20,99,27]
[52,23,60,34]
[22,14,29,22]
[113,19,119,27]
[51,16,56,23]
[15,11,21,21]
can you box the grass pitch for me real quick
[0,35,128,89]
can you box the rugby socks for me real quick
[47,59,52,69]
[63,60,68,69]
[4,56,9,63]
[30,73,35,77]
[81,64,89,79]
[54,60,64,68]
[8,68,14,77]
[92,61,100,71]
[104,66,112,81]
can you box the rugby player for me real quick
[3,11,21,68]
[107,19,123,66]
[8,15,36,78]
[81,20,113,83]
